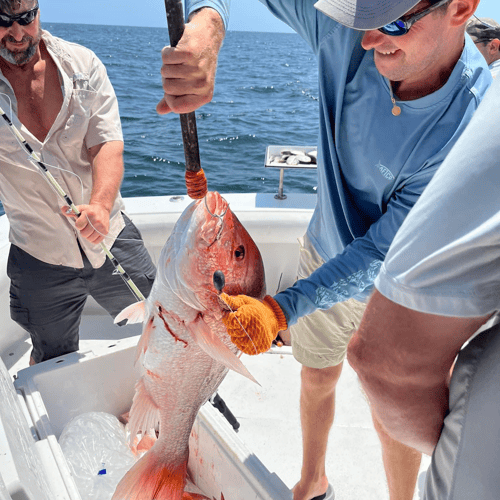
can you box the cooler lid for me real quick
[0,357,53,500]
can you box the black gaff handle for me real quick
[164,0,201,174]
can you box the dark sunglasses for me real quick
[0,4,39,29]
[378,0,450,36]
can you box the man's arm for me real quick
[347,290,490,456]
[62,141,124,244]
[157,7,226,115]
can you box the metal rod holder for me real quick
[275,168,287,200]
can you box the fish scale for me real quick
[112,191,266,500]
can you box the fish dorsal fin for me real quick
[190,316,259,385]
[114,300,147,325]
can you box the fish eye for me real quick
[234,245,245,260]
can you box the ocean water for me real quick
[7,22,319,206]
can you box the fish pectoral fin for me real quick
[135,316,155,364]
[128,378,161,443]
[190,317,259,385]
[114,300,147,324]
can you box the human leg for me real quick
[7,245,88,363]
[371,411,421,500]
[290,235,366,500]
[293,362,343,500]
[89,213,156,318]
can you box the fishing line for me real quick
[216,292,259,355]
[0,103,146,302]
[204,195,229,243]
[204,195,228,220]
[160,198,232,310]
[1,104,258,353]
[204,204,258,354]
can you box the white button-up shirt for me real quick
[0,30,126,268]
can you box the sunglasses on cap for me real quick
[469,15,500,44]
[0,4,39,29]
[378,0,450,36]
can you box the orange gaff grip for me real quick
[185,169,208,199]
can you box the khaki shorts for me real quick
[290,235,367,369]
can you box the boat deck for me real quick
[219,348,431,500]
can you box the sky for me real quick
[40,0,500,33]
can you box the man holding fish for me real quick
[0,0,156,365]
[158,0,492,499]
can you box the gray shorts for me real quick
[290,235,367,369]
[8,214,155,363]
[424,320,500,499]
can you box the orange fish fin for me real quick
[112,445,187,500]
[128,378,160,442]
[136,429,157,454]
[114,300,147,324]
[135,315,155,363]
[189,316,259,385]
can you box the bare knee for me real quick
[301,363,343,395]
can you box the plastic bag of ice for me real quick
[58,412,137,500]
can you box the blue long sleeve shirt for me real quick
[186,0,492,325]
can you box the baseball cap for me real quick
[466,17,500,44]
[314,0,423,30]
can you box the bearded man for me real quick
[0,0,156,365]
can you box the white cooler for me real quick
[0,336,291,500]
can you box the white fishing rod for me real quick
[0,104,146,302]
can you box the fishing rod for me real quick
[163,0,208,200]
[0,104,146,302]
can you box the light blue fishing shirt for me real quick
[186,0,492,326]
[375,78,500,318]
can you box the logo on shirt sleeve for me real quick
[376,161,395,181]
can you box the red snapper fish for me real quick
[111,192,266,500]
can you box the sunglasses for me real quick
[0,4,39,29]
[469,15,499,44]
[378,0,450,36]
[471,14,496,29]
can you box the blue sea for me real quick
[1,22,319,216]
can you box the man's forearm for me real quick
[188,5,226,39]
[187,6,226,68]
[186,0,229,31]
[88,140,124,213]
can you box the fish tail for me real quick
[112,445,187,500]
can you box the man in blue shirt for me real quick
[158,1,490,499]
